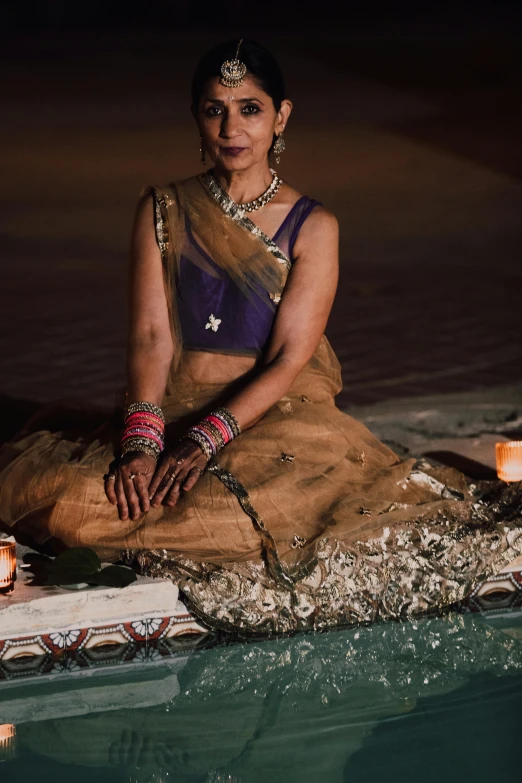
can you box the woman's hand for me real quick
[108,729,155,769]
[104,452,157,521]
[149,439,208,508]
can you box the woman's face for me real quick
[195,74,292,171]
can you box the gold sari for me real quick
[1,173,521,637]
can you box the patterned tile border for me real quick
[458,569,522,614]
[0,632,219,683]
[0,609,209,668]
[1,570,521,681]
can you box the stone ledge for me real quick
[0,656,188,723]
[0,567,179,640]
[347,383,522,450]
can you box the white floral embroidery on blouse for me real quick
[205,314,221,332]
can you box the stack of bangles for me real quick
[184,407,241,461]
[121,401,165,461]
[119,402,240,465]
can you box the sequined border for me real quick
[199,171,292,271]
[124,518,522,639]
[208,463,296,590]
[149,186,169,268]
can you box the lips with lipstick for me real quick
[221,146,247,156]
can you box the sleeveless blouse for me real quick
[177,196,322,355]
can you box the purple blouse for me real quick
[177,196,322,355]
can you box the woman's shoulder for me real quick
[283,191,338,265]
[282,182,336,221]
[302,202,338,231]
[139,174,200,202]
[275,183,337,264]
[281,183,337,237]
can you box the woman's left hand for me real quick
[148,439,208,508]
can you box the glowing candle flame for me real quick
[0,724,16,761]
[496,441,522,482]
[0,541,16,594]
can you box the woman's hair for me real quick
[191,39,287,111]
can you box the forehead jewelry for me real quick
[220,38,247,88]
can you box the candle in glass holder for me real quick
[0,541,16,594]
[0,724,16,762]
[496,441,522,482]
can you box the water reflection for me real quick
[4,611,522,782]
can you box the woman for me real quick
[1,40,521,637]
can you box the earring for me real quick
[199,136,206,166]
[273,132,286,165]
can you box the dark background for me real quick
[1,0,521,417]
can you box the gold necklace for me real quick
[209,168,283,212]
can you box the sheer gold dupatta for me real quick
[143,174,343,589]
[146,173,342,396]
[147,174,288,368]
[125,176,522,631]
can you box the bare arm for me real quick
[130,197,339,413]
[148,204,339,510]
[226,205,339,428]
[117,201,339,515]
[105,194,180,521]
[126,194,174,404]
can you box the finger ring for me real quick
[167,472,176,482]
[176,458,185,466]
[193,467,204,476]
[104,472,116,481]
[129,473,136,480]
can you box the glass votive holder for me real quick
[0,541,16,595]
[0,724,16,762]
[496,441,522,482]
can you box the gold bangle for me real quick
[121,440,161,461]
[214,406,241,437]
[184,431,213,461]
[124,401,165,424]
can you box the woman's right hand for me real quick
[104,451,157,521]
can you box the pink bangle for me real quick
[122,429,164,450]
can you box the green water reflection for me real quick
[2,611,522,782]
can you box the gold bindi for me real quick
[220,39,247,88]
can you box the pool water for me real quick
[2,610,521,782]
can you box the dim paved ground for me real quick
[0,28,521,414]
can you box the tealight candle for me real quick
[0,724,16,761]
[496,441,522,482]
[0,541,16,594]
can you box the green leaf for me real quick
[22,547,136,589]
[22,553,54,585]
[22,552,53,568]
[47,547,102,584]
[87,565,137,588]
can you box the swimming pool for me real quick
[2,609,521,782]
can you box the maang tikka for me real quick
[220,39,247,88]
[199,39,246,167]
